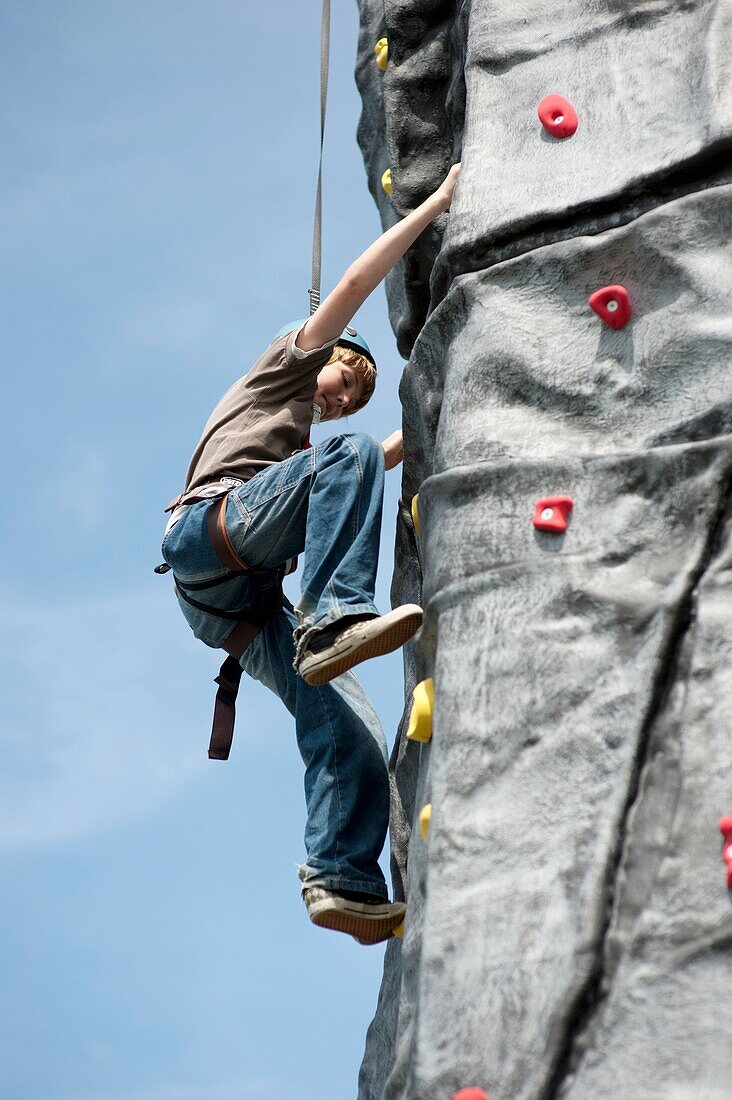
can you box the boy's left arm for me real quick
[298,164,460,352]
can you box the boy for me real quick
[161,164,460,943]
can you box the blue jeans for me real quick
[161,433,390,897]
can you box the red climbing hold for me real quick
[719,816,732,890]
[537,94,578,139]
[588,285,633,330]
[453,1090,488,1100]
[533,496,573,534]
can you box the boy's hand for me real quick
[434,162,461,211]
[381,429,403,471]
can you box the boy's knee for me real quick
[342,432,383,464]
[319,432,384,476]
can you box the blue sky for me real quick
[1,4,408,1097]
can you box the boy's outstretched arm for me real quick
[298,164,460,351]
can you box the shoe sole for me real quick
[300,607,423,686]
[308,900,407,945]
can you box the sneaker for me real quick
[302,885,406,945]
[298,604,423,686]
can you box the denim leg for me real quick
[298,432,385,634]
[226,432,385,650]
[242,605,390,897]
[161,498,286,649]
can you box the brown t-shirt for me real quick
[179,328,337,505]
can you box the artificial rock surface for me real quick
[354,2,732,1099]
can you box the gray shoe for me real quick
[298,604,423,686]
[303,886,406,945]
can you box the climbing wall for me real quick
[355,2,732,1098]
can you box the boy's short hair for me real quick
[329,344,377,412]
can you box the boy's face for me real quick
[314,360,364,421]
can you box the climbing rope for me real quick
[309,0,331,316]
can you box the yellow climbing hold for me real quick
[392,919,405,939]
[406,678,434,743]
[381,168,392,196]
[411,493,421,535]
[374,37,389,71]
[419,803,432,842]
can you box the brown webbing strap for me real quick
[184,493,282,761]
[209,656,244,761]
[203,493,258,760]
[209,619,263,760]
[206,494,251,573]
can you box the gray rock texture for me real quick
[355,1,732,1098]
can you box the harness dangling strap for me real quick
[209,656,243,761]
[169,493,283,762]
[208,617,272,760]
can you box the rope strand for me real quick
[309,0,331,316]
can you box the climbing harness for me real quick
[168,494,287,761]
[309,0,331,316]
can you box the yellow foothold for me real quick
[392,920,405,939]
[411,493,421,535]
[406,678,434,743]
[419,803,432,842]
[374,37,389,71]
[381,168,392,196]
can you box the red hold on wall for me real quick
[533,496,574,534]
[719,816,732,890]
[537,94,578,138]
[589,285,633,329]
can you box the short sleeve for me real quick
[285,326,338,367]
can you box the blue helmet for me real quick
[275,320,376,369]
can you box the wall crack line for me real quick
[539,460,732,1100]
